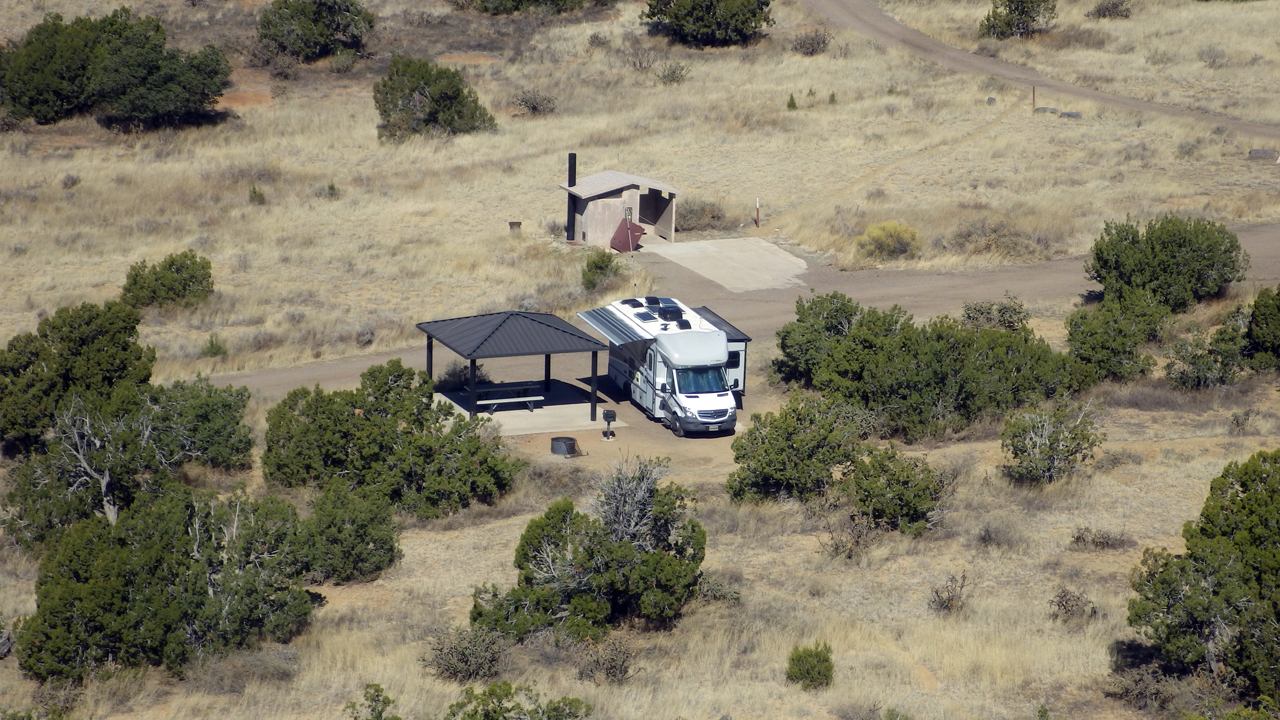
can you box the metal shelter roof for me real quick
[560,171,680,200]
[415,311,606,360]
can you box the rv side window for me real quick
[726,351,741,369]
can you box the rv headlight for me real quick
[683,405,699,418]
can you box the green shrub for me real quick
[1129,449,1280,698]
[726,394,871,502]
[1000,402,1103,485]
[1085,216,1248,313]
[121,249,214,308]
[202,333,228,358]
[472,459,704,641]
[856,220,920,260]
[462,0,591,15]
[345,683,402,720]
[728,394,940,532]
[1080,0,1131,19]
[145,375,254,469]
[3,376,254,548]
[836,446,943,535]
[1246,286,1280,369]
[787,93,798,110]
[257,0,373,62]
[642,0,775,47]
[773,291,865,386]
[373,55,495,140]
[434,359,493,392]
[2,9,231,128]
[1,14,100,124]
[444,682,592,720]
[86,9,232,129]
[813,307,1079,441]
[1066,289,1167,383]
[775,294,1081,440]
[263,360,521,517]
[581,248,619,291]
[1165,325,1247,389]
[785,641,834,690]
[249,184,266,205]
[0,300,154,445]
[17,487,312,682]
[980,0,1057,38]
[300,481,401,583]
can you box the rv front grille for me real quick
[697,409,730,421]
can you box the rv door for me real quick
[634,347,657,415]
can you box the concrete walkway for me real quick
[644,237,808,292]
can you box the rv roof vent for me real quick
[676,319,692,330]
[622,298,644,308]
[658,307,684,322]
[644,296,660,306]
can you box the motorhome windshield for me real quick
[675,367,728,394]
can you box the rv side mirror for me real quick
[659,383,669,393]
[731,379,740,389]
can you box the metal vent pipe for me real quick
[566,153,576,243]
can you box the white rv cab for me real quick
[579,297,750,436]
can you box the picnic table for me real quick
[473,380,545,413]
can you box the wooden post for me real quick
[1032,86,1036,111]
[426,336,434,379]
[544,354,551,392]
[755,197,760,228]
[590,351,598,421]
[468,359,477,420]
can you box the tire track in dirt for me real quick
[800,0,1280,141]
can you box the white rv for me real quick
[579,297,751,436]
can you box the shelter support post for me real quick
[590,351,598,421]
[469,359,477,420]
[544,355,551,392]
[426,336,434,379]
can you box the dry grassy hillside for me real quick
[2,0,1279,378]
[3,0,1280,718]
[876,0,1280,125]
[6,356,1280,720]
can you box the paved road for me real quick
[800,0,1280,141]
[217,223,1280,399]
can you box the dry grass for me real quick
[2,0,1279,379]
[3,371,1280,718]
[2,0,1280,717]
[878,0,1280,126]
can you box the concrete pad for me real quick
[435,381,629,437]
[643,237,808,292]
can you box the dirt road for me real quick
[800,0,1280,141]
[218,223,1280,399]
